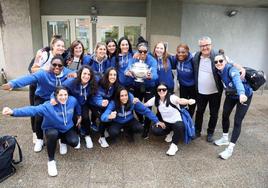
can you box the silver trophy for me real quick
[130,60,150,82]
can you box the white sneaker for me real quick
[98,137,109,148]
[59,140,67,155]
[47,160,57,177]
[34,139,43,152]
[214,137,229,146]
[219,147,233,160]
[74,137,80,149]
[33,133,37,144]
[165,131,174,143]
[166,143,178,156]
[85,136,93,149]
[104,130,110,138]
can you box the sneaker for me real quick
[219,147,233,160]
[165,131,174,143]
[33,133,37,144]
[47,160,57,177]
[206,134,214,143]
[74,137,80,149]
[214,137,229,146]
[166,143,178,156]
[85,136,93,149]
[59,140,67,155]
[98,137,109,148]
[34,139,43,152]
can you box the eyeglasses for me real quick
[199,44,211,48]
[52,63,63,68]
[214,59,224,64]
[138,50,148,54]
[157,88,167,92]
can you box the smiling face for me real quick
[52,40,65,56]
[50,58,64,75]
[214,55,227,71]
[96,44,107,59]
[120,89,129,104]
[199,39,212,57]
[120,39,129,54]
[74,43,83,57]
[108,69,117,84]
[81,68,91,85]
[56,89,68,104]
[157,84,168,98]
[107,41,116,55]
[154,43,165,58]
[138,46,148,61]
[176,46,188,61]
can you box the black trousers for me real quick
[195,92,222,135]
[81,104,91,135]
[179,85,197,117]
[108,118,143,139]
[151,121,184,145]
[222,95,252,143]
[29,84,37,132]
[34,95,47,139]
[45,127,79,161]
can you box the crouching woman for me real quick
[2,86,81,177]
[101,87,164,143]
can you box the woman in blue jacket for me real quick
[62,65,98,149]
[2,86,81,177]
[2,56,73,153]
[101,87,163,143]
[213,54,253,160]
[106,38,117,65]
[170,43,196,117]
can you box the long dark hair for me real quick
[115,37,133,70]
[99,67,119,94]
[76,65,98,96]
[114,86,132,112]
[70,40,85,62]
[54,85,68,98]
[155,82,171,108]
[106,38,117,58]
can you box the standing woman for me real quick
[125,37,158,138]
[62,65,98,148]
[144,83,196,156]
[2,86,81,177]
[106,38,117,66]
[115,37,135,89]
[171,43,196,117]
[2,56,73,152]
[65,40,91,70]
[213,54,253,159]
[90,67,119,147]
[152,42,174,93]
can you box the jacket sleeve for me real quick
[148,57,158,81]
[74,101,81,116]
[12,104,45,117]
[90,92,103,107]
[169,55,177,70]
[100,101,115,122]
[229,67,245,95]
[134,102,159,124]
[9,72,39,89]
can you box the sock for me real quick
[223,133,229,140]
[228,142,235,151]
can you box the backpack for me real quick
[0,136,23,183]
[244,67,266,91]
[28,46,50,73]
[155,95,196,144]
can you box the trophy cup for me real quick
[130,60,150,82]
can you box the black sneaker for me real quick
[142,131,149,139]
[207,134,214,143]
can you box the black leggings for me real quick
[81,104,91,135]
[34,95,47,139]
[45,128,79,161]
[151,121,184,144]
[179,85,197,117]
[222,95,252,143]
[29,84,37,132]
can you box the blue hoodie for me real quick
[218,63,253,99]
[12,96,81,133]
[9,68,73,100]
[116,53,135,87]
[87,55,111,81]
[90,84,116,107]
[126,55,158,88]
[171,53,195,87]
[101,93,159,124]
[155,56,174,90]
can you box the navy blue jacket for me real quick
[116,53,135,87]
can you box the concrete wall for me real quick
[40,0,146,17]
[180,3,268,76]
[0,0,33,80]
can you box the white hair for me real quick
[198,36,212,45]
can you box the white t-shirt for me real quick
[36,51,54,71]
[145,95,182,123]
[198,56,218,94]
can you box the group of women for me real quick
[2,35,253,176]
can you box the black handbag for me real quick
[0,136,23,183]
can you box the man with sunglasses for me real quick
[125,37,158,139]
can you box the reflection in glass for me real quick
[99,26,119,42]
[124,26,141,49]
[75,18,90,51]
[47,21,70,47]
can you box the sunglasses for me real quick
[52,63,63,68]
[199,44,211,48]
[157,88,167,92]
[214,59,224,64]
[138,50,148,54]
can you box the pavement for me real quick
[0,89,267,188]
